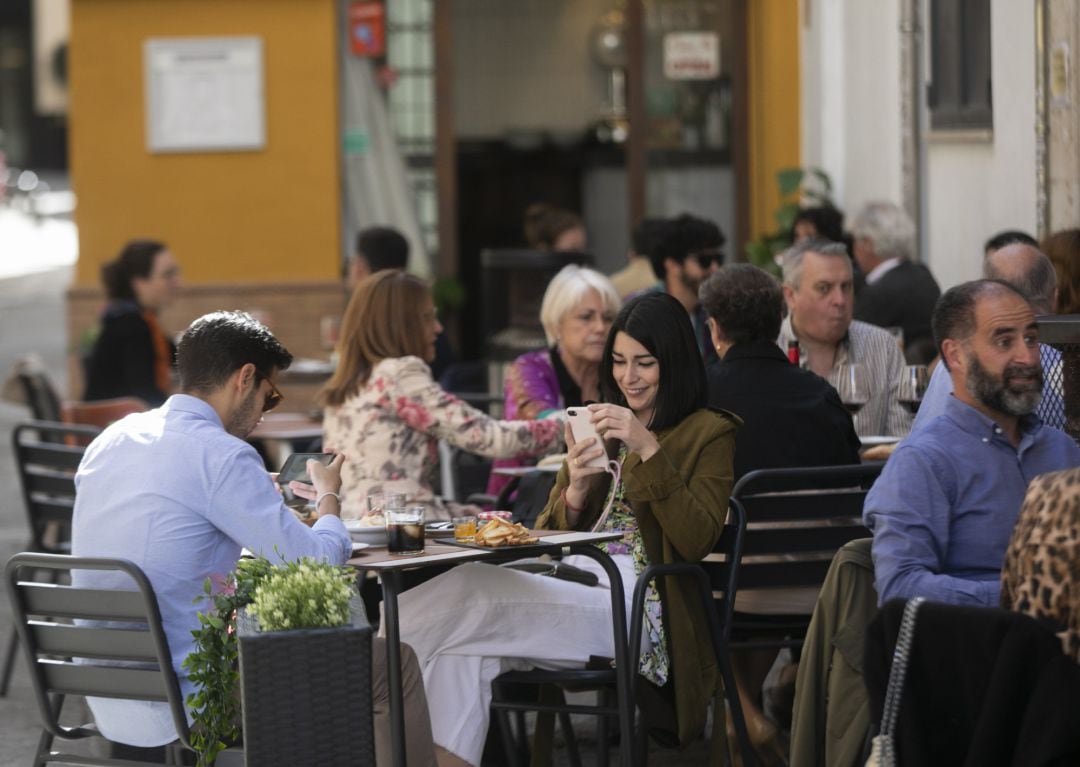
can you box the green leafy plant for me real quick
[745,166,835,276]
[183,556,355,766]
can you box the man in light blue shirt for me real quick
[913,242,1064,432]
[865,280,1080,606]
[71,311,435,764]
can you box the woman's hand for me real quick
[589,403,660,462]
[563,421,607,512]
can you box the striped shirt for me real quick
[778,316,913,438]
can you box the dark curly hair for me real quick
[699,264,784,345]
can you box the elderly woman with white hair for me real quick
[487,264,621,496]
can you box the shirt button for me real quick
[994,427,1002,434]
[982,438,989,443]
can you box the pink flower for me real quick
[396,396,434,430]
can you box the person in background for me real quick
[72,311,437,766]
[702,264,860,479]
[523,203,586,252]
[609,217,667,299]
[850,201,941,364]
[984,229,1038,257]
[792,205,846,244]
[346,226,409,291]
[1042,228,1080,314]
[487,264,621,496]
[646,213,725,364]
[913,242,1065,432]
[321,270,562,521]
[778,239,911,438]
[396,292,738,766]
[864,280,1080,607]
[84,240,181,405]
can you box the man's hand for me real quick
[289,454,345,517]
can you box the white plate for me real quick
[351,542,370,552]
[860,436,901,447]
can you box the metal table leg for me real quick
[380,569,407,767]
[571,546,635,767]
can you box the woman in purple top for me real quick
[487,265,621,496]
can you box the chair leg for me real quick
[494,705,525,767]
[557,710,583,767]
[596,692,610,767]
[0,625,19,696]
[34,695,64,767]
[718,654,757,767]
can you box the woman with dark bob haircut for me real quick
[395,292,739,766]
[84,239,181,405]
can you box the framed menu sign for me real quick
[144,36,266,153]
[663,31,720,81]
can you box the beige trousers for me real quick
[372,638,438,767]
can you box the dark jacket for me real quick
[854,260,941,364]
[865,600,1080,767]
[538,408,739,750]
[707,341,861,479]
[84,301,174,405]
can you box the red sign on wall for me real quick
[349,2,386,58]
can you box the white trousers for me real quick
[396,554,637,767]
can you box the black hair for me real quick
[177,311,293,394]
[632,217,669,262]
[356,227,409,273]
[699,264,784,345]
[791,205,846,244]
[931,279,1029,370]
[599,292,706,431]
[101,240,167,302]
[984,230,1038,255]
[648,214,726,282]
[523,203,583,251]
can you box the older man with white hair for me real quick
[778,238,912,438]
[851,201,942,363]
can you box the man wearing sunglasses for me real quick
[70,310,438,764]
[645,213,726,364]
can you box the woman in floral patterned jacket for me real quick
[321,270,562,521]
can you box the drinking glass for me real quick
[453,516,477,543]
[387,507,425,556]
[366,491,405,518]
[898,365,929,416]
[833,362,870,428]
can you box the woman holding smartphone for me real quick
[397,292,739,767]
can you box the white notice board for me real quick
[663,32,720,80]
[144,36,266,153]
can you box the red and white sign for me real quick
[349,1,385,58]
[663,32,720,80]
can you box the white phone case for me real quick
[565,408,608,469]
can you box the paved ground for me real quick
[0,212,715,764]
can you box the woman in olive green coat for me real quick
[539,291,739,751]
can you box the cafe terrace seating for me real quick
[1,421,100,699]
[5,552,243,766]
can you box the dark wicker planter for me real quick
[237,599,374,766]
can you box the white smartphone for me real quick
[565,408,608,469]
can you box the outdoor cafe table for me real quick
[346,530,633,767]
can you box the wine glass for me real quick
[898,365,929,416]
[833,362,870,428]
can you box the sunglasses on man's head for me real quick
[257,374,285,413]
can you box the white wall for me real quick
[801,0,1038,291]
[800,0,902,214]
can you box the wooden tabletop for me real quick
[249,412,323,441]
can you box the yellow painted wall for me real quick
[747,0,801,239]
[69,0,339,287]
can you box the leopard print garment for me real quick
[1002,467,1080,662]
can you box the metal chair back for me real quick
[5,552,193,760]
[13,421,99,553]
[729,463,883,649]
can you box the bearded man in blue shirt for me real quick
[71,311,436,765]
[864,280,1080,606]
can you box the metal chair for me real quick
[489,499,754,767]
[728,463,884,652]
[5,552,241,765]
[1,421,100,698]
